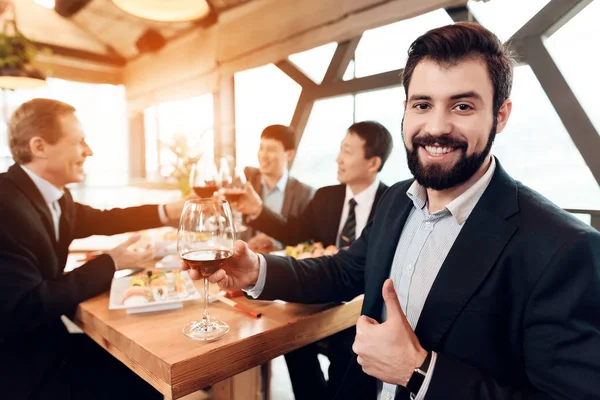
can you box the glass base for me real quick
[182,319,229,341]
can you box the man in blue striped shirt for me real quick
[188,22,600,400]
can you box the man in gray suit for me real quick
[244,124,314,250]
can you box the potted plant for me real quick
[0,17,49,87]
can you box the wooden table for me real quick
[75,280,363,399]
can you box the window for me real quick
[492,66,600,209]
[468,0,551,42]
[234,64,302,169]
[355,87,412,186]
[290,96,354,188]
[143,94,214,180]
[545,0,600,134]
[288,42,337,84]
[0,79,129,186]
[354,9,453,78]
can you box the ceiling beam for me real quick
[34,41,127,66]
[510,0,592,41]
[124,0,467,109]
[275,60,316,88]
[322,36,362,84]
[310,69,403,100]
[514,37,600,185]
[445,6,470,23]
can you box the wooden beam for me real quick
[322,36,362,84]
[213,75,236,163]
[35,42,127,66]
[310,69,403,100]
[275,60,316,88]
[128,113,146,180]
[510,0,592,41]
[290,91,315,149]
[124,0,466,111]
[34,53,123,85]
[514,37,600,185]
[446,6,470,23]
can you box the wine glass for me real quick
[221,165,247,202]
[190,159,220,198]
[219,164,247,234]
[177,199,235,341]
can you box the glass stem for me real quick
[203,278,211,324]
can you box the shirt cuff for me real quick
[243,253,267,298]
[414,351,437,400]
[158,204,170,225]
[104,253,118,271]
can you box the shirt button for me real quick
[424,221,432,228]
[407,263,413,273]
[385,392,392,400]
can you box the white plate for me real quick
[154,254,183,270]
[109,270,201,313]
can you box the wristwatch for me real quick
[406,351,432,398]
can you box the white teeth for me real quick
[425,146,453,155]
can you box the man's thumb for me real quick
[234,239,249,256]
[382,279,403,320]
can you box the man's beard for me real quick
[403,119,497,191]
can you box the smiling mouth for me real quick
[423,145,456,156]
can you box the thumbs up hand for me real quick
[352,279,428,386]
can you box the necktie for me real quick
[50,200,61,241]
[339,198,357,247]
[57,195,69,245]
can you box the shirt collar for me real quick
[406,156,496,225]
[345,179,380,208]
[20,165,64,205]
[263,169,289,193]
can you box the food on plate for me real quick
[130,274,148,287]
[121,269,188,305]
[172,269,189,298]
[122,286,152,306]
[285,242,339,259]
[148,269,167,287]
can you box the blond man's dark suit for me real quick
[0,164,163,399]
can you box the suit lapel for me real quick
[324,185,347,246]
[362,182,414,319]
[367,182,388,221]
[5,164,56,243]
[415,162,520,350]
[244,167,262,197]
[281,177,294,218]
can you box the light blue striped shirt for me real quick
[380,157,496,400]
[262,170,288,215]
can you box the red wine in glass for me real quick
[182,249,233,277]
[193,184,218,198]
[222,189,245,202]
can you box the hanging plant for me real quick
[0,14,49,89]
[0,22,38,69]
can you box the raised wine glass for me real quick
[177,199,235,341]
[190,159,220,198]
[221,165,247,202]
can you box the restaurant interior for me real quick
[0,0,598,399]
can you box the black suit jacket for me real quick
[256,161,600,399]
[244,166,314,219]
[0,164,166,399]
[249,182,388,246]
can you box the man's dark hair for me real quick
[347,121,393,172]
[260,125,296,151]
[402,22,516,114]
